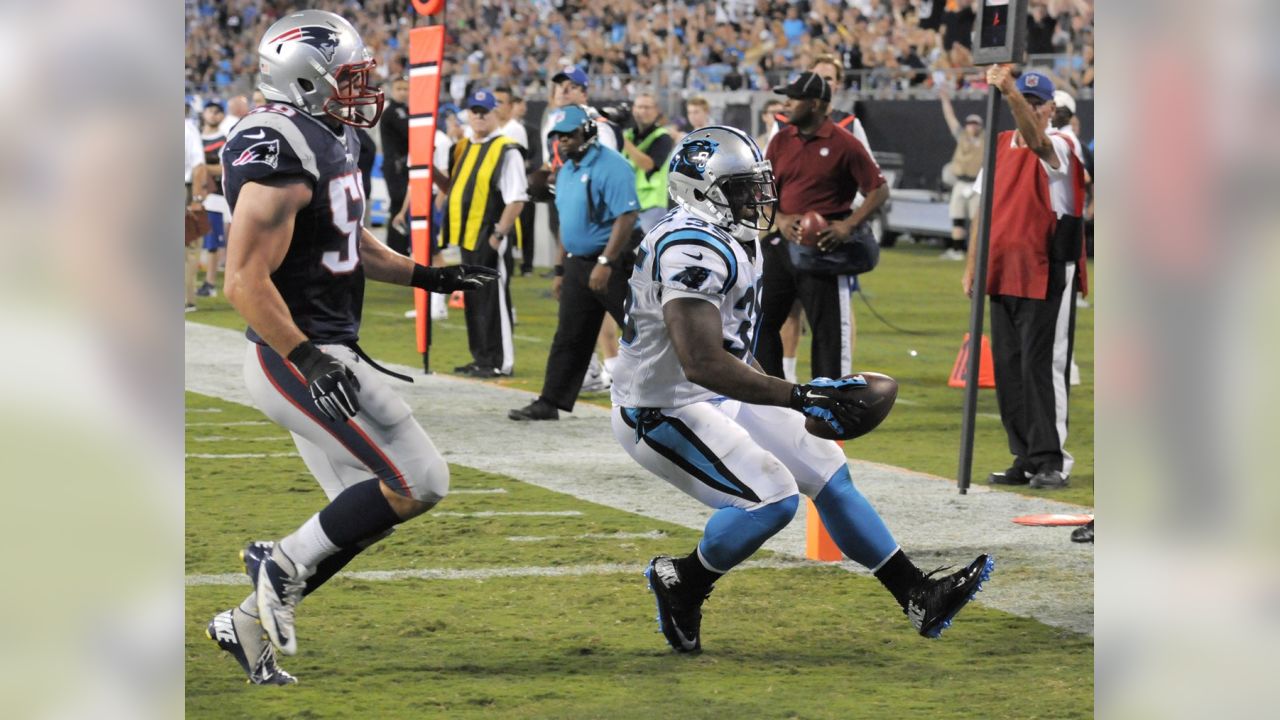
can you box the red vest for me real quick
[987,130,1091,299]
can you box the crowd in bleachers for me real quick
[186,0,1094,100]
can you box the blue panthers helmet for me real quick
[668,126,776,241]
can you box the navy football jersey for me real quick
[221,102,366,344]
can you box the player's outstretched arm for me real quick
[223,178,314,357]
[359,227,498,292]
[664,298,794,407]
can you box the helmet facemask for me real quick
[705,169,777,240]
[321,58,384,128]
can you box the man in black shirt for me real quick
[380,77,410,255]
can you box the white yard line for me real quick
[507,530,668,543]
[185,452,301,459]
[186,557,814,587]
[449,488,508,495]
[433,510,582,518]
[191,436,292,442]
[186,421,272,427]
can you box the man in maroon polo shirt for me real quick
[757,72,889,380]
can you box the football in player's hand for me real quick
[798,211,828,246]
[804,372,898,441]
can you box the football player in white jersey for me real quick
[611,127,995,653]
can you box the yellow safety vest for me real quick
[624,125,670,211]
[442,135,520,251]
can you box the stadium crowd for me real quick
[186,0,1094,100]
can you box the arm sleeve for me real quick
[594,155,641,222]
[655,233,736,306]
[1041,134,1073,176]
[496,147,530,204]
[596,119,619,150]
[220,115,318,196]
[844,137,886,194]
[643,134,675,179]
[852,118,874,157]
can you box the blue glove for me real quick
[788,376,869,436]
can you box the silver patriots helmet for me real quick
[667,125,776,241]
[257,10,384,128]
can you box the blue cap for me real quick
[548,104,591,135]
[467,89,497,112]
[551,65,589,87]
[1015,72,1055,103]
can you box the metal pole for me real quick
[956,86,1000,494]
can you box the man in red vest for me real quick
[963,66,1088,490]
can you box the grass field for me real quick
[186,242,1094,717]
[186,393,1093,718]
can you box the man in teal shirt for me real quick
[509,105,640,421]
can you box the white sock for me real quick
[238,591,258,615]
[278,513,339,570]
[782,357,798,383]
[603,356,618,376]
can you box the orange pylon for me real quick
[948,333,996,388]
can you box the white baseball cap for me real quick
[1053,90,1076,115]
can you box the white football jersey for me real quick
[610,209,763,409]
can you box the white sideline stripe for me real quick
[187,408,223,413]
[186,421,272,427]
[192,435,291,442]
[507,530,668,543]
[433,510,581,518]
[186,452,300,459]
[450,488,508,495]
[185,557,815,587]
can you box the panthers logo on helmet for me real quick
[268,26,341,64]
[670,139,719,180]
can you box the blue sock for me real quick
[812,466,899,569]
[697,495,799,572]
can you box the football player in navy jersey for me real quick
[611,128,994,654]
[204,10,497,684]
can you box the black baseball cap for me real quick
[773,71,831,103]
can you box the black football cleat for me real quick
[206,609,297,685]
[508,398,560,421]
[1071,520,1094,543]
[644,556,711,653]
[906,554,995,639]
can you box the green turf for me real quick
[186,392,1092,718]
[188,242,1093,506]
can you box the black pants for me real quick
[385,174,409,255]
[755,238,853,380]
[988,262,1079,475]
[518,201,536,274]
[539,253,631,411]
[460,236,515,373]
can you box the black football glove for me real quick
[287,341,361,422]
[411,264,500,293]
[788,376,870,436]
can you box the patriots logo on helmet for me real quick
[231,139,281,169]
[670,139,719,180]
[269,26,342,63]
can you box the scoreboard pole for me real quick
[957,0,1027,493]
[408,2,447,372]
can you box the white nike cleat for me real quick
[255,547,312,655]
